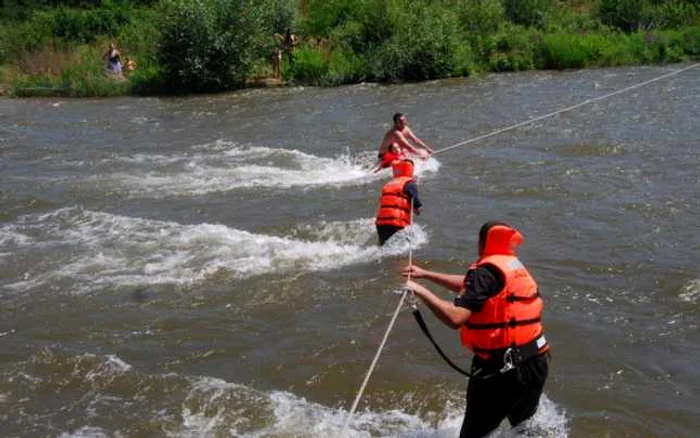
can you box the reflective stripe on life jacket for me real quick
[459,254,546,359]
[375,176,414,228]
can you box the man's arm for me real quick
[404,182,422,210]
[406,280,471,329]
[405,128,434,154]
[402,264,464,293]
[393,131,420,155]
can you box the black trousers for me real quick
[460,353,550,438]
[376,225,403,245]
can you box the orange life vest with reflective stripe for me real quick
[375,176,413,228]
[459,254,545,358]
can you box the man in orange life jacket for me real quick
[375,159,422,245]
[402,221,549,438]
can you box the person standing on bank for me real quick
[402,221,550,438]
[378,113,434,160]
[103,42,122,75]
[375,159,422,245]
[275,28,299,68]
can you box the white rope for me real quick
[433,62,700,155]
[340,198,416,437]
[339,63,700,435]
[339,289,407,437]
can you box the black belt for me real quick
[412,306,547,379]
[473,334,548,373]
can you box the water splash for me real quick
[679,279,700,304]
[61,140,440,197]
[1,208,427,295]
[8,351,567,437]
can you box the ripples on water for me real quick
[2,65,700,437]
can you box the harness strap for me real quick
[466,316,541,330]
[472,333,548,360]
[507,291,540,302]
[412,309,503,380]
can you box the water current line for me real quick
[433,62,700,155]
[340,199,416,437]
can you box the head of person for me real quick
[109,42,115,50]
[389,143,401,154]
[392,159,414,178]
[393,112,407,129]
[478,221,524,257]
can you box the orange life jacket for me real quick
[459,227,546,359]
[380,151,405,168]
[375,176,414,228]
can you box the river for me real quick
[1,64,699,437]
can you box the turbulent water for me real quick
[1,64,699,438]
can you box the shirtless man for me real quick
[378,113,434,160]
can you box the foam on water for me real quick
[58,426,109,438]
[13,351,566,437]
[175,374,566,438]
[1,208,427,295]
[68,140,440,197]
[679,279,700,304]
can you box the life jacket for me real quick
[380,151,405,168]
[459,225,547,359]
[375,176,414,228]
[391,159,414,178]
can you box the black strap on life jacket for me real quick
[412,309,502,380]
[412,308,545,380]
[465,316,541,330]
[411,308,473,377]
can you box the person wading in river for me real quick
[378,113,434,161]
[402,221,550,437]
[375,159,421,245]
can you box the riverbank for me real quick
[1,0,699,97]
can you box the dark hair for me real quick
[393,113,404,125]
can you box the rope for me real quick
[433,62,700,155]
[340,199,416,437]
[340,63,700,436]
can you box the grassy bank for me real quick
[1,0,699,97]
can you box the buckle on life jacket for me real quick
[500,347,518,373]
[480,334,547,375]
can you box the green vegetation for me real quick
[1,0,699,96]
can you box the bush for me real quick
[455,0,505,36]
[156,0,266,93]
[304,0,392,53]
[370,4,465,81]
[538,32,616,69]
[503,0,552,29]
[327,48,367,84]
[9,42,132,97]
[288,46,329,84]
[599,0,700,32]
[259,0,297,34]
[482,24,538,72]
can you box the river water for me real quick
[1,64,699,438]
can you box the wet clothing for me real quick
[460,255,544,359]
[376,225,402,245]
[460,352,550,438]
[375,179,421,245]
[453,224,550,437]
[454,264,504,312]
[378,151,405,168]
